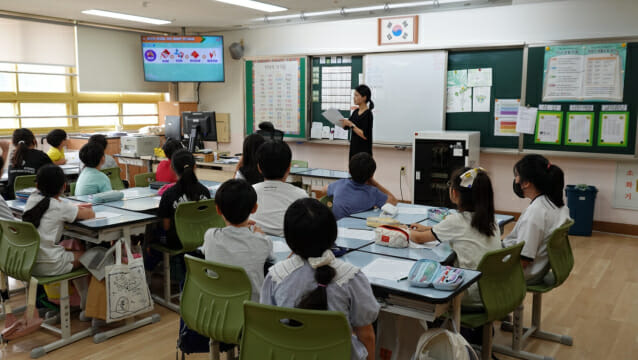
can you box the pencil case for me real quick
[366,216,401,228]
[427,208,451,223]
[15,187,38,203]
[408,259,464,290]
[92,190,124,204]
[374,225,410,248]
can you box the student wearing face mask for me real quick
[502,154,571,284]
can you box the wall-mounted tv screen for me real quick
[142,36,224,82]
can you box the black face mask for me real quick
[513,179,525,198]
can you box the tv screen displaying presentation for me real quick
[142,36,224,82]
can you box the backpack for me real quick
[414,328,479,360]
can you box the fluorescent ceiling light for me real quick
[82,9,171,25]
[216,0,287,12]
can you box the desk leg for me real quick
[146,159,152,173]
[93,228,161,343]
[451,293,463,333]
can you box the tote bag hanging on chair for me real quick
[105,238,153,323]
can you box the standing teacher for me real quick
[341,85,374,159]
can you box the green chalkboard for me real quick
[309,56,363,136]
[245,58,307,139]
[523,43,637,155]
[446,48,524,149]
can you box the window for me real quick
[0,103,17,129]
[19,103,69,128]
[0,63,15,92]
[78,103,119,127]
[17,64,68,93]
[122,103,158,125]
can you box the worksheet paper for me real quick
[409,241,438,249]
[468,68,493,87]
[333,125,349,140]
[272,241,291,253]
[566,113,593,145]
[338,228,375,241]
[472,86,491,112]
[322,108,345,126]
[80,212,122,224]
[361,258,415,281]
[600,113,627,144]
[397,207,428,215]
[516,106,538,134]
[536,113,562,144]
[447,69,468,87]
[446,86,472,113]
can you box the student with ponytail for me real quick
[340,84,375,159]
[260,198,379,360]
[409,167,501,309]
[503,154,571,284]
[4,128,52,200]
[157,149,211,249]
[23,165,95,276]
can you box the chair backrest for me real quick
[134,172,156,187]
[0,219,39,282]
[69,182,76,196]
[546,219,575,287]
[291,160,308,168]
[320,195,334,209]
[101,167,125,190]
[174,199,225,252]
[240,302,351,360]
[476,242,526,322]
[181,255,252,344]
[14,174,37,194]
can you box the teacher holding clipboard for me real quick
[340,85,374,159]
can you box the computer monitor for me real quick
[165,115,181,141]
[182,111,217,152]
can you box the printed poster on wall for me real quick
[614,162,638,210]
[565,112,594,146]
[494,99,520,136]
[534,111,563,145]
[253,59,301,135]
[446,86,472,113]
[598,112,629,147]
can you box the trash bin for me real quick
[565,184,598,236]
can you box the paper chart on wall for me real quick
[333,125,349,140]
[535,112,562,144]
[321,66,352,111]
[494,99,520,136]
[543,55,584,100]
[253,60,300,134]
[467,68,492,87]
[566,113,593,145]
[446,86,471,113]
[516,106,538,134]
[583,53,622,100]
[447,69,468,87]
[472,86,491,112]
[599,112,628,146]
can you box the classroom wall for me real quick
[184,0,638,226]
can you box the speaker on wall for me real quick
[229,42,244,60]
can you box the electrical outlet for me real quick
[400,166,406,176]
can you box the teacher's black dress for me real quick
[348,109,373,159]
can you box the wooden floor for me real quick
[1,227,637,359]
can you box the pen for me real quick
[398,276,408,282]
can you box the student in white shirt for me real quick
[409,167,501,308]
[23,165,95,276]
[250,140,307,236]
[202,179,272,301]
[502,154,571,284]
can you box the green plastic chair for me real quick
[13,174,37,195]
[180,255,252,359]
[134,172,156,188]
[500,219,575,360]
[461,242,526,360]
[320,195,334,209]
[240,302,351,360]
[0,219,91,358]
[100,167,125,190]
[150,199,225,312]
[291,160,308,168]
[68,182,76,196]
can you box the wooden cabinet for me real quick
[158,101,198,126]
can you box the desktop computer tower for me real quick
[412,131,480,208]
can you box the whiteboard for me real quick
[364,51,448,145]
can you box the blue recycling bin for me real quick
[565,185,598,236]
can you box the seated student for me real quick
[409,167,501,309]
[23,165,95,276]
[234,133,265,185]
[45,129,68,165]
[75,143,113,196]
[156,139,182,183]
[0,141,16,220]
[158,149,211,249]
[261,198,379,360]
[202,179,272,301]
[4,128,52,200]
[502,154,570,284]
[250,140,307,236]
[325,152,398,220]
[86,134,118,170]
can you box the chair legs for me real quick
[151,252,180,313]
[31,278,93,358]
[527,293,573,345]
[480,322,493,360]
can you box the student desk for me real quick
[358,242,455,263]
[121,155,237,183]
[0,165,81,184]
[341,251,480,332]
[68,187,158,203]
[269,235,374,263]
[295,168,351,187]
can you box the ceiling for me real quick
[0,0,398,32]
